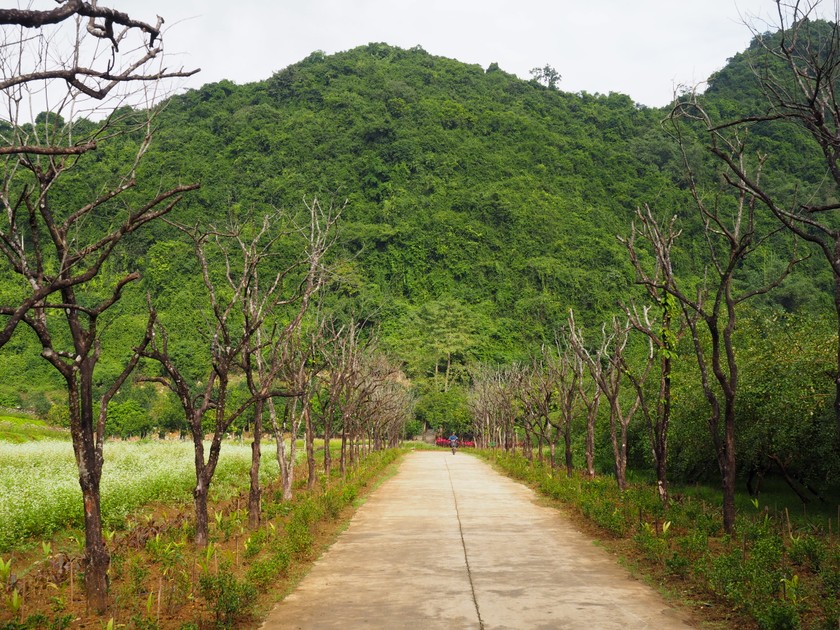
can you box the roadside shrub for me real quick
[754,600,800,630]
[285,516,313,554]
[788,534,826,571]
[341,484,357,505]
[633,524,668,565]
[704,547,744,602]
[243,530,265,559]
[320,488,343,520]
[246,547,291,591]
[198,567,256,628]
[746,535,785,601]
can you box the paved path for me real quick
[260,451,695,629]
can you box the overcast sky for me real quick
[112,1,807,108]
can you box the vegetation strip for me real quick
[0,447,404,629]
[481,450,839,630]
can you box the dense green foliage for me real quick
[2,29,839,494]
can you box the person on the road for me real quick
[448,434,458,453]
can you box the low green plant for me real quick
[198,566,257,627]
[285,516,313,554]
[7,588,22,618]
[788,534,826,571]
[245,547,291,591]
[128,613,158,630]
[0,557,11,584]
[633,523,668,565]
[197,542,216,574]
[126,556,149,596]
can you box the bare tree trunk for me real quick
[73,367,108,613]
[193,480,211,548]
[324,412,332,477]
[834,266,840,445]
[563,420,573,478]
[305,403,316,491]
[721,398,737,532]
[340,426,348,479]
[269,400,291,501]
[609,402,627,491]
[248,398,264,530]
[283,402,299,501]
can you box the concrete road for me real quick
[260,451,695,630]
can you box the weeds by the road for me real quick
[480,450,839,630]
[0,447,403,629]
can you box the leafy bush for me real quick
[198,567,257,628]
[788,534,826,571]
[246,546,291,591]
[285,515,314,554]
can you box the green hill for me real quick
[0,32,834,408]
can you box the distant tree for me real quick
[550,338,582,478]
[570,312,643,491]
[529,64,561,89]
[0,2,197,612]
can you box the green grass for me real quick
[0,412,68,443]
[0,439,282,551]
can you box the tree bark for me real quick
[305,404,316,491]
[834,264,840,446]
[70,353,109,613]
[248,398,264,530]
[193,479,210,548]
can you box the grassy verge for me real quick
[0,446,405,629]
[478,450,839,630]
[0,412,68,443]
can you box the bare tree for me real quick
[620,205,688,505]
[141,205,329,545]
[0,2,197,612]
[469,365,519,451]
[516,354,562,467]
[566,311,605,480]
[628,119,800,529]
[271,329,317,501]
[550,336,582,478]
[570,312,642,491]
[698,1,840,445]
[242,200,339,527]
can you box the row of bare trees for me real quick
[472,2,840,538]
[0,1,200,612]
[470,120,797,536]
[0,3,413,614]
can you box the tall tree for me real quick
[628,119,799,530]
[621,205,687,505]
[700,1,840,446]
[243,201,338,528]
[0,2,197,612]
[141,202,333,545]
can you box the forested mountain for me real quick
[137,45,719,366]
[0,33,835,447]
[142,41,833,369]
[148,44,675,358]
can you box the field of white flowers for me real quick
[0,439,280,551]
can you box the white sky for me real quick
[109,1,819,108]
